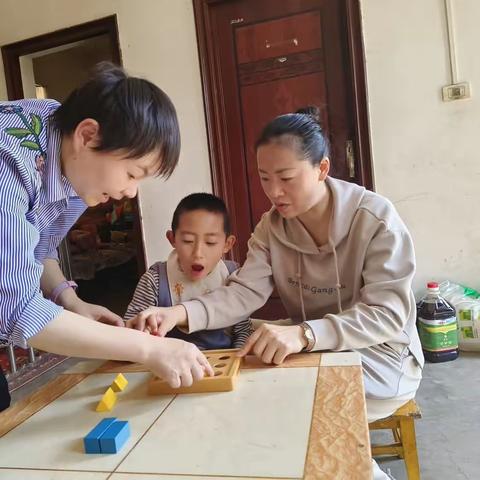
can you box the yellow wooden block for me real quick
[148,349,242,395]
[96,387,117,412]
[111,373,128,392]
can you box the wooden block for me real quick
[148,349,242,395]
[96,387,117,412]
[111,373,128,392]
[99,420,130,454]
[83,417,117,454]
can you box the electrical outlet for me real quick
[442,82,471,101]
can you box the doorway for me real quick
[2,16,145,317]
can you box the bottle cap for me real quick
[427,282,439,289]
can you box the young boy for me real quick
[125,193,252,349]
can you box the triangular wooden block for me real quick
[96,387,117,412]
[111,373,128,392]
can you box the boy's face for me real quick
[167,209,235,282]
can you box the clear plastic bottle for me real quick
[417,281,458,362]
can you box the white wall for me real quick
[360,0,480,293]
[19,56,36,98]
[0,0,212,265]
[1,0,478,294]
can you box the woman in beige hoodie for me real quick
[130,107,423,479]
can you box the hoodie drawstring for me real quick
[296,252,307,323]
[331,242,343,313]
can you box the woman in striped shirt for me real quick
[0,63,213,411]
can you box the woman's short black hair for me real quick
[255,105,330,166]
[53,62,180,178]
[171,193,231,235]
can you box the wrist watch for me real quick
[300,322,315,352]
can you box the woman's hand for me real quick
[238,323,307,364]
[126,305,187,336]
[145,336,214,388]
[66,297,124,327]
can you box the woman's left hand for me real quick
[67,298,124,327]
[238,323,307,364]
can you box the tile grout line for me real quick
[107,469,301,479]
[110,393,178,474]
[300,365,320,480]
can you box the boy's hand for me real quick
[126,305,187,336]
[238,323,306,365]
[126,306,163,334]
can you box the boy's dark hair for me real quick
[255,105,330,166]
[53,62,180,178]
[171,193,231,235]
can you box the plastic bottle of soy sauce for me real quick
[417,281,458,362]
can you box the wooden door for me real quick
[195,0,372,318]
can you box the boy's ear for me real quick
[223,234,236,253]
[166,230,175,247]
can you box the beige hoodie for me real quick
[184,177,424,396]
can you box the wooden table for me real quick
[0,351,371,479]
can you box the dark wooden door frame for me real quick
[193,0,374,260]
[1,15,147,275]
[1,16,122,100]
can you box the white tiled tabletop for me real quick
[0,351,367,479]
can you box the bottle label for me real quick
[418,316,458,351]
[458,309,480,340]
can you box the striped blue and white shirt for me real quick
[0,99,87,348]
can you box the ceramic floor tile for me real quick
[116,367,317,478]
[0,470,108,479]
[0,372,173,472]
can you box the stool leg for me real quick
[392,427,403,458]
[399,417,420,480]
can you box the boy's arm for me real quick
[124,267,159,321]
[232,318,254,348]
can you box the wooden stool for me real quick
[369,399,421,480]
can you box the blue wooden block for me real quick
[99,420,130,454]
[84,417,117,454]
